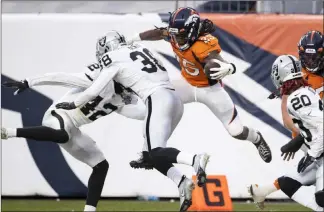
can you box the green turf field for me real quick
[2,199,311,211]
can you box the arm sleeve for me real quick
[73,65,120,107]
[26,72,92,89]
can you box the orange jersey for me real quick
[171,34,222,87]
[302,68,323,99]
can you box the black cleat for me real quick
[129,152,154,170]
[254,132,272,163]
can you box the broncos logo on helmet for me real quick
[167,7,202,51]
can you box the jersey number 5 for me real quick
[291,95,311,111]
[130,48,166,73]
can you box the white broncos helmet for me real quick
[271,54,303,89]
[96,30,126,61]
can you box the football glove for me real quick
[208,60,236,80]
[281,134,304,153]
[297,153,315,173]
[268,90,280,99]
[2,80,29,95]
[56,102,76,110]
[281,152,295,161]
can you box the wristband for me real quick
[131,33,142,42]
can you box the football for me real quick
[204,60,221,79]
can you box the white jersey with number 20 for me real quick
[287,86,323,158]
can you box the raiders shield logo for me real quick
[99,37,106,47]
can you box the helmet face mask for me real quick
[96,30,126,61]
[174,31,187,46]
[299,49,323,72]
[298,30,324,73]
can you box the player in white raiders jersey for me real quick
[248,55,324,210]
[56,31,210,212]
[2,56,146,212]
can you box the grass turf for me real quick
[2,199,311,211]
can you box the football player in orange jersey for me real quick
[299,30,324,98]
[249,31,324,210]
[282,31,323,139]
[127,7,272,170]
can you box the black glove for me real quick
[2,80,29,95]
[55,102,76,110]
[268,88,281,99]
[297,153,315,173]
[281,152,295,161]
[281,134,304,153]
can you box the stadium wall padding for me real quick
[1,14,322,198]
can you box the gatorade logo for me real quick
[189,175,233,211]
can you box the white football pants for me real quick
[171,77,244,136]
[142,88,184,151]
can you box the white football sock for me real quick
[7,128,17,138]
[262,183,278,196]
[292,186,323,211]
[84,205,96,212]
[176,152,196,166]
[167,167,183,186]
[246,128,260,144]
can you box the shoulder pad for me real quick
[191,34,221,59]
[84,62,102,81]
[197,34,217,42]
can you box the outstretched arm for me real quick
[26,72,92,88]
[2,72,92,95]
[281,95,300,135]
[129,28,169,42]
[56,65,120,110]
[74,67,120,107]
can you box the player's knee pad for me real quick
[315,190,324,207]
[278,176,302,198]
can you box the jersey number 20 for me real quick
[291,95,311,111]
[130,48,166,73]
